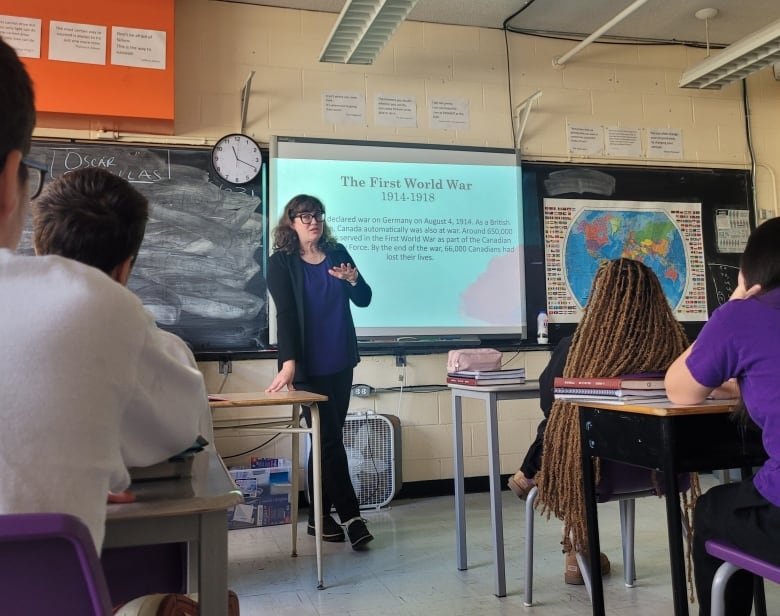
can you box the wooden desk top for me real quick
[570,397,739,417]
[208,390,327,408]
[107,450,242,521]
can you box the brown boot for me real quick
[507,471,535,499]
[564,551,611,585]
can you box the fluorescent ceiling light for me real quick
[319,0,420,64]
[679,17,780,89]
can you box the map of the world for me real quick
[565,209,687,309]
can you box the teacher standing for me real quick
[266,194,374,550]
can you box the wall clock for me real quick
[211,133,262,184]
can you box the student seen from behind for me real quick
[0,36,204,554]
[32,167,215,448]
[666,217,780,616]
[535,258,691,584]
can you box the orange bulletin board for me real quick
[3,0,174,133]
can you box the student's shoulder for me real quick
[32,255,143,312]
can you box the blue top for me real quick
[266,243,372,386]
[301,259,350,376]
[686,286,780,506]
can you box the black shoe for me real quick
[307,514,345,542]
[344,517,373,551]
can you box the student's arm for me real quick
[666,274,759,405]
[119,314,204,469]
[664,344,714,405]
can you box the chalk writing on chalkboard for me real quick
[708,263,739,306]
[24,141,268,354]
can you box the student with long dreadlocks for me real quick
[535,258,691,584]
[666,217,780,616]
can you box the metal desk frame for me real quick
[449,381,541,597]
[209,390,328,589]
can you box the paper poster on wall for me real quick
[648,128,683,159]
[567,124,604,156]
[111,26,166,70]
[0,15,41,58]
[429,98,469,129]
[48,20,107,65]
[543,198,707,322]
[323,91,366,126]
[715,208,750,253]
[375,94,417,127]
[605,126,642,157]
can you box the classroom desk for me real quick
[575,399,767,616]
[104,450,242,616]
[448,381,541,597]
[208,390,328,589]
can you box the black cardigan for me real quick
[267,243,371,385]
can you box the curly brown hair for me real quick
[272,194,337,255]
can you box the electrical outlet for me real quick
[395,354,406,367]
[351,384,371,397]
[219,358,232,375]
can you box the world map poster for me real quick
[543,198,707,323]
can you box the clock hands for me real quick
[232,144,258,171]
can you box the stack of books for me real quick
[446,368,526,386]
[553,373,668,403]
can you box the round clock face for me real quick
[212,134,262,184]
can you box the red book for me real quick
[553,374,665,391]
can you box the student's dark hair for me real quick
[0,37,36,164]
[272,194,336,255]
[740,216,780,293]
[32,168,149,274]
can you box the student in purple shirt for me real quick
[267,194,373,550]
[666,217,780,615]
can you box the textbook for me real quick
[447,368,526,378]
[554,392,669,404]
[553,374,665,391]
[447,375,526,386]
[554,387,667,398]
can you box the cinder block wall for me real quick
[35,0,780,483]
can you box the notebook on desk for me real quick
[128,435,209,482]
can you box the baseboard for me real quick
[295,474,505,509]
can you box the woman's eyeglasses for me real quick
[22,157,47,199]
[294,211,325,225]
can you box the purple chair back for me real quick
[705,539,780,616]
[706,539,780,584]
[0,513,113,616]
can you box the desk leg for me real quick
[452,393,467,571]
[581,409,605,616]
[662,460,688,615]
[486,393,506,597]
[290,403,300,557]
[310,403,324,590]
[197,510,229,616]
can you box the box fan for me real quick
[305,411,402,509]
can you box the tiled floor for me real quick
[228,478,780,615]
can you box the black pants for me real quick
[693,479,780,615]
[520,417,547,478]
[301,367,361,523]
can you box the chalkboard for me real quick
[521,162,755,343]
[22,140,269,357]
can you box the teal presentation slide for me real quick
[271,138,526,339]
